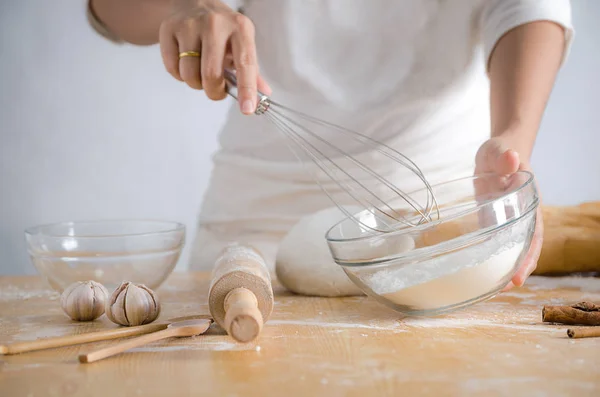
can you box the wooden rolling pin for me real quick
[208,244,274,343]
[535,202,600,275]
[417,201,600,275]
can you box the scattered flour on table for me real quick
[525,276,600,293]
[461,377,598,394]
[0,285,59,302]
[12,325,74,341]
[268,316,560,332]
[400,318,559,333]
[2,363,56,372]
[363,222,529,310]
[128,341,254,352]
[269,319,405,332]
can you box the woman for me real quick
[88,0,573,288]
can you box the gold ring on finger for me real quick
[179,51,201,59]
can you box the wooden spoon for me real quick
[0,323,168,355]
[79,319,212,364]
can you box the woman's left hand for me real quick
[474,136,543,291]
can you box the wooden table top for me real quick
[0,272,599,397]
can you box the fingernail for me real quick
[504,281,514,290]
[513,275,525,287]
[242,100,255,114]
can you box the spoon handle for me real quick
[0,323,168,355]
[79,328,176,364]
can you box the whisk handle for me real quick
[223,69,271,115]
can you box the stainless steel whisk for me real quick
[224,70,439,233]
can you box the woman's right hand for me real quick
[159,0,271,114]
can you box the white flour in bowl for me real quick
[361,220,530,311]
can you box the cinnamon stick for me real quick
[542,302,600,326]
[567,327,600,339]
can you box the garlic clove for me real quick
[60,280,108,321]
[106,282,161,326]
[125,284,159,326]
[105,281,129,325]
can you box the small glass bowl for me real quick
[25,220,185,293]
[326,171,539,316]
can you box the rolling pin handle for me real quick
[223,287,264,343]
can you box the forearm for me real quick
[89,0,171,45]
[488,21,566,160]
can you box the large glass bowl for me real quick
[25,220,185,293]
[326,171,538,316]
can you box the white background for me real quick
[1,1,599,275]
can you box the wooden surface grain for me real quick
[0,273,599,397]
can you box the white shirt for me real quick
[89,0,574,269]
[191,0,574,232]
[217,0,573,163]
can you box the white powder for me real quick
[268,319,405,332]
[0,285,59,301]
[380,242,524,310]
[525,276,600,292]
[128,341,248,352]
[361,220,530,311]
[401,318,555,332]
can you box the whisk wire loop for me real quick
[223,70,440,233]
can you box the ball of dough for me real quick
[275,206,365,297]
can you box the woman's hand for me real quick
[480,20,566,290]
[159,0,271,114]
[475,135,544,290]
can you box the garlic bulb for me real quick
[60,280,109,321]
[106,282,160,326]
